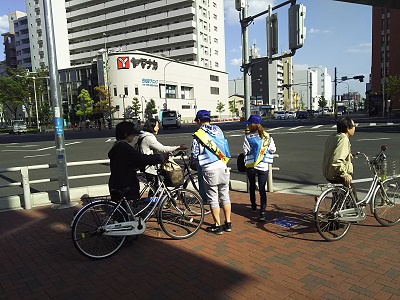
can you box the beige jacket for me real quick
[322,133,353,181]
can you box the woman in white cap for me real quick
[243,115,276,221]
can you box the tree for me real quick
[76,89,94,121]
[38,102,53,125]
[93,86,112,120]
[386,75,400,109]
[144,99,157,119]
[0,67,30,121]
[229,100,238,117]
[318,96,327,110]
[126,97,141,119]
[216,100,225,118]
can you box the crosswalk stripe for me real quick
[289,126,304,131]
[268,127,282,131]
[312,125,323,129]
[370,123,377,126]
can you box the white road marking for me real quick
[24,154,51,158]
[370,123,377,126]
[229,134,243,137]
[268,127,282,131]
[106,138,115,142]
[289,126,304,131]
[357,137,390,142]
[388,122,394,125]
[311,125,323,129]
[2,141,81,152]
[6,144,39,148]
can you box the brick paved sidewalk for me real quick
[1,191,399,299]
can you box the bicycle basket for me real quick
[161,157,184,187]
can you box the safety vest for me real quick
[194,128,230,166]
[245,132,273,168]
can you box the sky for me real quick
[0,0,372,97]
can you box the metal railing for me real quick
[0,154,279,210]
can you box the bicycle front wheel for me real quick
[71,200,127,259]
[159,188,204,239]
[373,178,400,226]
[314,187,352,241]
[183,172,211,216]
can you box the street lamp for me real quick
[16,74,48,131]
[163,61,173,110]
[102,33,113,127]
[119,94,127,120]
[140,96,147,121]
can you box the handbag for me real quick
[237,153,247,172]
[161,157,184,187]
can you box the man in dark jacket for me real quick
[108,121,167,200]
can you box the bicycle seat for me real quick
[110,187,131,199]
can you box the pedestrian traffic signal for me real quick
[288,4,306,50]
[353,75,364,82]
[235,0,245,11]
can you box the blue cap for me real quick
[245,114,262,124]
[195,110,211,121]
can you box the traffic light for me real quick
[267,13,278,57]
[235,0,245,11]
[353,75,364,82]
[288,4,306,50]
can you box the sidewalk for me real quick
[1,191,399,299]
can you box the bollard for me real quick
[20,167,32,209]
[267,163,273,192]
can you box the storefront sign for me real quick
[142,78,159,87]
[117,57,158,70]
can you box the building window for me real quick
[166,85,177,99]
[135,87,139,95]
[210,75,219,82]
[113,86,117,97]
[210,87,219,95]
[124,86,128,96]
[181,86,192,99]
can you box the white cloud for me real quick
[230,58,242,66]
[0,15,9,34]
[309,28,320,34]
[346,42,371,53]
[225,0,275,26]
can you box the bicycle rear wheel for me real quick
[314,187,352,241]
[71,200,127,259]
[373,178,400,226]
[159,188,204,239]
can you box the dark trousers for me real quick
[327,178,358,202]
[246,168,269,213]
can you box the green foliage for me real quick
[145,99,157,119]
[77,89,94,118]
[386,75,400,102]
[129,97,141,117]
[229,100,239,116]
[318,96,327,109]
[38,103,53,125]
[216,100,225,118]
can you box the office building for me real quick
[369,6,400,116]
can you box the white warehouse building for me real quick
[103,51,228,122]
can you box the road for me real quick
[0,115,399,198]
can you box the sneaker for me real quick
[224,222,232,232]
[258,213,266,221]
[206,224,223,235]
[251,204,257,213]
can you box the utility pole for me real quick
[43,0,73,208]
[241,0,251,120]
[334,67,338,121]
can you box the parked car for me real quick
[287,111,296,119]
[296,111,308,119]
[275,111,288,120]
[161,110,181,129]
[8,120,27,134]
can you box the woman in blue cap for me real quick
[243,114,276,221]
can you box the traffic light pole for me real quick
[43,0,74,208]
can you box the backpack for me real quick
[133,136,145,153]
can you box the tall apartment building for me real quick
[369,6,400,115]
[1,11,28,70]
[26,0,70,70]
[63,0,226,72]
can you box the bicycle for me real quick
[314,145,400,241]
[172,150,211,215]
[71,169,205,259]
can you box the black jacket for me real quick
[108,140,165,200]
